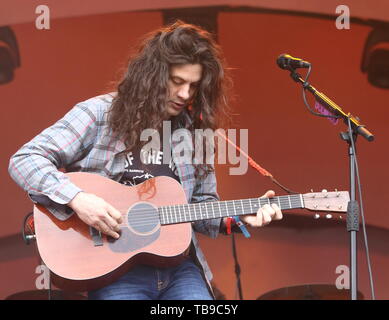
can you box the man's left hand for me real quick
[240,190,283,227]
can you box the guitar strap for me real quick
[232,216,251,238]
[217,130,298,194]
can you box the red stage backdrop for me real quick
[1,7,388,300]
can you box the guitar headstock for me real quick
[303,189,350,213]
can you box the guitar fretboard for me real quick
[158,194,304,225]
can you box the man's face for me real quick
[165,63,202,118]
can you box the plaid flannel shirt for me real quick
[8,93,222,286]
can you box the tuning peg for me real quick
[314,213,320,219]
[325,214,332,219]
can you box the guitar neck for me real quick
[158,194,304,225]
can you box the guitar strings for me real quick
[117,196,302,218]
[119,198,302,219]
[116,198,303,228]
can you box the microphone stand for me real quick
[289,70,374,300]
[231,232,243,300]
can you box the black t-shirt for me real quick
[120,146,180,186]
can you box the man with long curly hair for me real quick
[9,21,282,300]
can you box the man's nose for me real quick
[177,84,191,101]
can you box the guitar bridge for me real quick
[89,226,103,247]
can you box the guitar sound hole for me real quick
[127,203,160,234]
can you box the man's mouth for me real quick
[170,101,185,109]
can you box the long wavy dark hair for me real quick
[108,20,232,178]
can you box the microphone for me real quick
[277,54,311,70]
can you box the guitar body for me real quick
[34,172,191,291]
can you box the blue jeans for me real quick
[88,258,213,300]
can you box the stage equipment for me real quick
[278,53,375,300]
[0,26,20,84]
[361,25,389,89]
[257,284,364,300]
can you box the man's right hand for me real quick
[68,192,123,239]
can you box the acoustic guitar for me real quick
[33,172,350,291]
